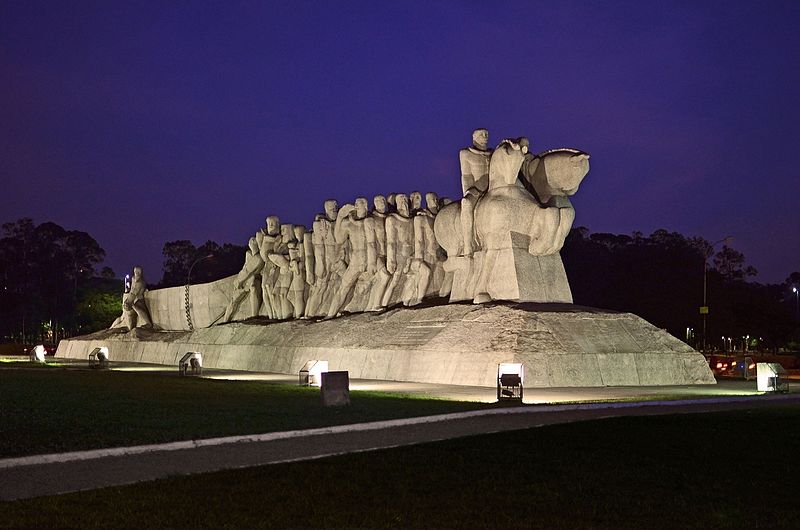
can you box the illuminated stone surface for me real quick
[76,130,715,387]
[111,130,591,332]
[110,266,152,330]
[60,302,714,387]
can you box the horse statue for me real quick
[433,139,590,303]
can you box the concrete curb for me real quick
[1,393,796,470]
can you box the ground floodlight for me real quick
[497,363,524,401]
[299,360,329,387]
[178,351,203,375]
[88,346,109,369]
[30,344,46,363]
[756,362,788,393]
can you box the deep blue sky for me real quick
[1,0,798,283]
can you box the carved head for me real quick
[265,215,280,236]
[409,191,422,211]
[280,224,294,242]
[386,193,397,209]
[323,199,339,221]
[354,197,369,219]
[293,225,306,242]
[132,266,143,280]
[472,128,489,150]
[538,149,591,198]
[425,192,440,214]
[489,139,527,187]
[395,194,410,218]
[373,194,387,214]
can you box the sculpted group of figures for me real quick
[218,128,590,324]
[113,128,591,329]
[219,189,449,323]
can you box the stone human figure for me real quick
[266,224,295,320]
[459,128,492,256]
[258,215,282,319]
[220,236,264,323]
[411,191,447,302]
[386,193,398,212]
[302,228,315,289]
[409,191,423,214]
[326,197,370,318]
[286,242,307,318]
[365,194,391,311]
[305,199,339,317]
[381,194,416,307]
[112,266,152,329]
[293,225,312,305]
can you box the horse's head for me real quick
[520,148,590,204]
[488,138,528,188]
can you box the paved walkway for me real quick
[2,393,798,502]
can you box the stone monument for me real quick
[58,129,714,389]
[111,266,152,330]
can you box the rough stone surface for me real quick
[59,303,714,388]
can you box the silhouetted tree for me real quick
[0,218,106,343]
[563,227,795,351]
[713,245,757,281]
[158,239,246,288]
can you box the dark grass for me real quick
[0,369,495,458]
[2,406,798,529]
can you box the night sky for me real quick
[2,0,798,284]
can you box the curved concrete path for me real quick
[2,393,798,502]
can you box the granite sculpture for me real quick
[220,236,264,323]
[81,129,720,390]
[112,128,590,328]
[111,266,152,330]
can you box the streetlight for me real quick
[185,254,214,331]
[793,287,799,322]
[701,236,733,354]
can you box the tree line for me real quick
[0,219,116,343]
[1,217,797,351]
[562,227,799,352]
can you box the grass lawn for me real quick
[0,368,495,458]
[1,406,798,529]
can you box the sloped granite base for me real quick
[57,302,714,388]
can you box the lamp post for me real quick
[793,287,799,322]
[185,254,214,331]
[701,236,733,354]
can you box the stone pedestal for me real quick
[58,302,715,388]
[474,247,572,304]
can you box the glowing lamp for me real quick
[757,363,788,392]
[299,360,328,387]
[30,344,46,363]
[88,346,109,368]
[497,362,524,401]
[178,351,203,375]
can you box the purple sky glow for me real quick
[1,0,798,283]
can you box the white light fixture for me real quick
[299,360,329,387]
[89,346,109,368]
[178,351,203,375]
[497,363,524,401]
[757,362,787,392]
[30,344,46,363]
